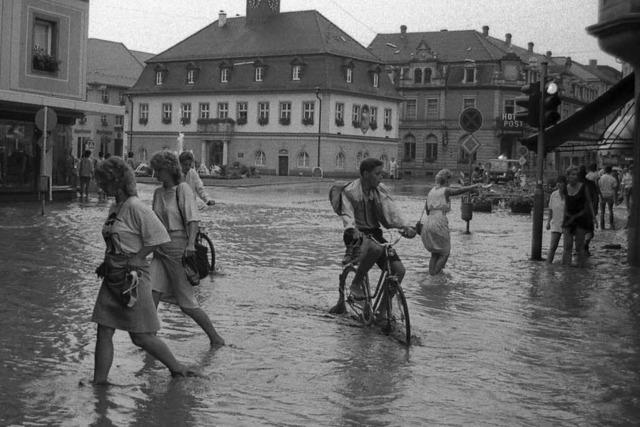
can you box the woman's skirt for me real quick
[150,232,199,309]
[91,253,160,333]
[421,213,451,255]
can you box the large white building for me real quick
[126,0,402,177]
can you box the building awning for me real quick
[0,89,124,124]
[521,72,635,152]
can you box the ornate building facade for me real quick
[126,1,401,177]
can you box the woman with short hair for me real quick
[149,150,225,347]
[421,169,481,275]
[91,156,196,384]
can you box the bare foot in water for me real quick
[210,335,225,348]
[171,366,205,378]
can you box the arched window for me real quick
[403,134,416,161]
[414,68,422,84]
[336,152,345,169]
[424,68,432,83]
[425,134,438,162]
[255,150,266,166]
[380,154,389,172]
[297,151,310,168]
[138,147,148,162]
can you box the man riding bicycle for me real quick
[329,158,416,314]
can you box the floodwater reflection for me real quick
[1,179,639,425]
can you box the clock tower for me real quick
[246,0,280,25]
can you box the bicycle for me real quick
[337,232,411,346]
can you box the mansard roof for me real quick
[148,10,380,63]
[369,30,507,63]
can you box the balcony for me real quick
[197,117,235,136]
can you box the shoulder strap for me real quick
[175,184,187,232]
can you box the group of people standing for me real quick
[91,150,222,385]
[546,163,634,267]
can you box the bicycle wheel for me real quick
[340,266,372,325]
[382,280,411,345]
[197,231,216,272]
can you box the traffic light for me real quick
[515,82,541,128]
[542,81,561,127]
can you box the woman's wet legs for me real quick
[93,325,115,385]
[181,306,225,347]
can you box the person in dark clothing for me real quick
[579,165,598,256]
[563,166,596,267]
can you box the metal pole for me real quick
[41,106,48,215]
[315,89,322,168]
[628,71,640,266]
[531,62,547,260]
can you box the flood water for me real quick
[1,179,639,426]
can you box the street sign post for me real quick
[460,133,481,234]
[35,107,57,214]
[459,107,483,133]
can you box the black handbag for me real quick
[176,185,211,285]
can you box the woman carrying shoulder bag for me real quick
[149,151,225,348]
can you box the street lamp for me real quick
[315,86,322,170]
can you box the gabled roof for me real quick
[149,10,380,63]
[130,50,155,66]
[87,39,154,87]
[369,30,507,63]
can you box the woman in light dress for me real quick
[545,175,566,263]
[421,169,481,275]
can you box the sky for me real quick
[89,0,620,69]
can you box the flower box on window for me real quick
[352,120,361,128]
[258,117,269,126]
[162,117,172,124]
[180,117,191,126]
[302,117,314,126]
[32,47,59,73]
[370,121,378,130]
[279,117,291,125]
[139,117,148,125]
[383,123,393,131]
[335,118,344,127]
[236,117,247,125]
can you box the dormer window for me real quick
[346,68,353,83]
[463,66,476,83]
[373,73,379,88]
[424,68,432,83]
[221,68,229,83]
[154,64,167,86]
[255,66,264,82]
[186,63,199,85]
[290,57,306,81]
[414,69,422,84]
[292,65,302,80]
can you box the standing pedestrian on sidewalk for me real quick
[546,175,566,263]
[78,150,94,200]
[91,156,198,384]
[148,151,225,347]
[597,166,618,229]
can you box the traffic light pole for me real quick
[531,61,547,261]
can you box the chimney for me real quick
[589,59,597,67]
[218,10,227,27]
[546,50,552,58]
[400,25,407,34]
[482,25,489,36]
[527,42,534,53]
[505,33,512,46]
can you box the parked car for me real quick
[134,163,153,177]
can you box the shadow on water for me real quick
[2,182,640,425]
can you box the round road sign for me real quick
[459,107,483,133]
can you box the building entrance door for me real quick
[278,155,288,176]
[208,141,224,167]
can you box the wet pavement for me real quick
[1,179,639,426]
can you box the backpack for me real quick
[329,181,350,215]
